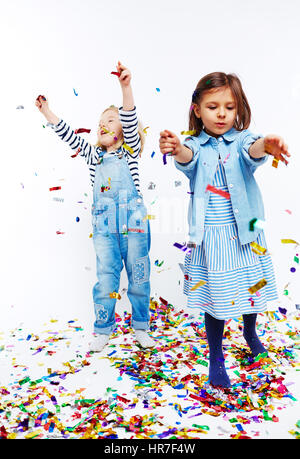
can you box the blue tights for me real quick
[204,312,266,388]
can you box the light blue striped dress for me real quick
[183,159,278,320]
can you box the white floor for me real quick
[0,297,299,440]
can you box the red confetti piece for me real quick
[74,128,91,134]
[71,147,81,158]
[111,71,121,77]
[205,184,230,199]
[117,395,130,403]
[49,186,61,191]
[127,228,145,233]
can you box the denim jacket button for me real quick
[234,208,239,213]
[229,183,233,188]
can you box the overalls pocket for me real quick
[92,200,117,235]
[127,197,148,233]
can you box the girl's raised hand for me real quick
[35,95,49,115]
[264,135,291,165]
[159,130,182,156]
[116,61,131,87]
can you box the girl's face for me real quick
[97,109,123,151]
[193,86,237,138]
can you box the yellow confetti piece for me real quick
[142,214,156,221]
[143,126,150,134]
[190,280,206,291]
[250,242,267,255]
[109,292,121,299]
[101,127,115,136]
[272,158,279,168]
[248,278,267,294]
[25,429,42,439]
[181,130,197,135]
[281,239,299,245]
[123,143,134,155]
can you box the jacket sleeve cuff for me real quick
[239,131,269,170]
[174,136,198,176]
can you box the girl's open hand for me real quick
[35,95,49,115]
[116,61,131,87]
[159,130,182,156]
[264,135,290,165]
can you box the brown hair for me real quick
[95,105,146,156]
[189,72,251,136]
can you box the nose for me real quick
[217,107,226,118]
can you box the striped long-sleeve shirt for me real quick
[51,106,141,193]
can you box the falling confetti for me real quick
[74,128,91,134]
[206,184,230,199]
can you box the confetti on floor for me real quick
[0,298,299,439]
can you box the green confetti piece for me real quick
[229,418,238,423]
[192,424,210,430]
[75,399,96,405]
[254,351,268,361]
[263,409,273,421]
[19,376,30,385]
[197,359,208,367]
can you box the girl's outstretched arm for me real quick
[159,130,193,163]
[35,95,99,167]
[35,95,60,125]
[116,61,134,111]
[115,62,141,159]
[249,135,290,165]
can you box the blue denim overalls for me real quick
[92,149,151,335]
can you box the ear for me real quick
[193,104,201,119]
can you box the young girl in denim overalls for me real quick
[159,72,290,388]
[36,62,155,352]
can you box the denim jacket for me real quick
[175,127,268,246]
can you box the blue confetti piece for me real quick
[108,350,117,356]
[73,88,78,96]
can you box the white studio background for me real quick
[0,0,299,333]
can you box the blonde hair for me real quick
[95,105,146,157]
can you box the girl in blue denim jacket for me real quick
[159,72,290,388]
[36,62,155,352]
